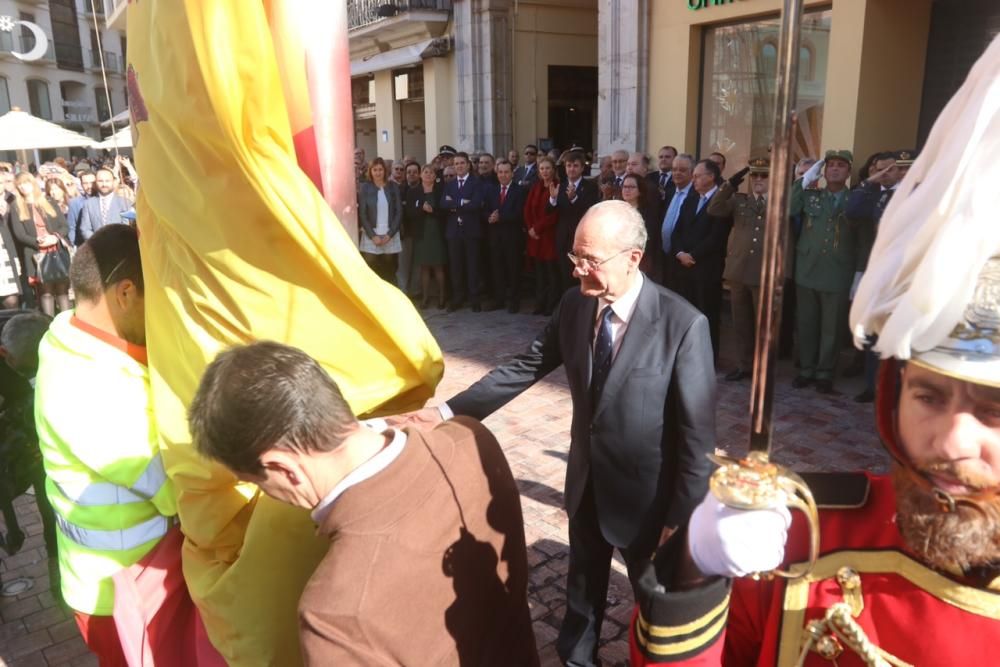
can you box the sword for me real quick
[708,0,820,579]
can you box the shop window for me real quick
[699,9,832,172]
[27,79,52,119]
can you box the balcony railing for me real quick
[348,0,453,32]
[87,49,122,74]
[0,30,57,62]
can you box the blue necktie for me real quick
[591,305,615,407]
[696,195,708,215]
[661,189,685,253]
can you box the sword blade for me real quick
[749,0,805,455]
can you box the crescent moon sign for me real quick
[11,20,49,62]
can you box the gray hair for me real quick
[585,200,648,251]
[674,153,696,167]
[1,312,51,375]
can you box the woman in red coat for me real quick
[524,156,560,315]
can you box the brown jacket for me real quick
[298,417,539,666]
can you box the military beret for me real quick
[748,157,770,174]
[894,149,917,167]
[437,145,457,157]
[824,149,854,165]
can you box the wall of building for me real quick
[0,0,127,140]
[646,0,931,172]
[510,0,598,153]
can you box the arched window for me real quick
[800,44,815,81]
[27,79,51,119]
[0,77,10,114]
[759,41,778,75]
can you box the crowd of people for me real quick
[0,155,137,317]
[353,141,915,400]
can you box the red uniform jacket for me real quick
[631,474,1000,666]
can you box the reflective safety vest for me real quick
[34,311,177,615]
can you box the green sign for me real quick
[688,0,738,9]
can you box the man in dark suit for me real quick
[78,167,133,242]
[657,154,697,285]
[484,160,528,313]
[441,152,485,312]
[399,200,717,666]
[547,150,600,295]
[513,144,539,188]
[664,158,731,361]
[646,145,677,202]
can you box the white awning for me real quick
[350,38,434,77]
[0,108,96,150]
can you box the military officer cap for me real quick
[437,145,457,157]
[823,149,854,165]
[894,149,917,167]
[748,157,770,174]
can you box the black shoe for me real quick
[447,303,460,313]
[471,304,482,313]
[507,303,520,314]
[532,305,545,315]
[854,388,875,403]
[3,528,25,555]
[420,296,431,309]
[724,369,751,382]
[486,302,504,312]
[815,379,834,394]
[792,375,813,389]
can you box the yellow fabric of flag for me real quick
[127,1,444,663]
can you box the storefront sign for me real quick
[688,0,740,10]
[0,15,50,62]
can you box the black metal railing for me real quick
[348,0,453,32]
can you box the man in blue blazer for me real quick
[78,168,133,242]
[441,152,485,312]
[484,160,528,313]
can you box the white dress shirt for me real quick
[593,272,644,361]
[310,428,407,525]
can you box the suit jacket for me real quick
[513,163,539,188]
[299,419,539,667]
[546,177,600,254]
[845,182,894,271]
[448,278,717,548]
[484,181,527,233]
[442,174,485,240]
[79,194,132,242]
[667,188,731,284]
[357,180,403,241]
[8,200,69,281]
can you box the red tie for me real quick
[500,185,507,205]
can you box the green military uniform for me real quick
[790,150,869,383]
[707,158,769,374]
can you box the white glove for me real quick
[687,492,792,578]
[850,271,864,300]
[801,159,825,189]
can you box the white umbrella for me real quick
[95,126,133,149]
[0,107,97,151]
[101,108,130,128]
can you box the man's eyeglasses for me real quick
[567,248,630,272]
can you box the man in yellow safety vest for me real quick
[34,223,176,663]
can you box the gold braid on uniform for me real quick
[795,570,914,667]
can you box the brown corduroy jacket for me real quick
[298,417,539,666]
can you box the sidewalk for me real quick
[0,305,886,666]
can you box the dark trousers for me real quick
[729,281,760,372]
[361,252,398,284]
[796,284,849,380]
[534,259,559,312]
[447,236,482,307]
[556,223,576,294]
[489,225,523,307]
[557,481,660,667]
[674,277,723,363]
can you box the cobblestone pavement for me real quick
[0,300,888,666]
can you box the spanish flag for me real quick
[127,1,443,663]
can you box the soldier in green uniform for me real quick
[790,149,869,393]
[708,157,770,381]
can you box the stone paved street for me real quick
[0,301,888,666]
